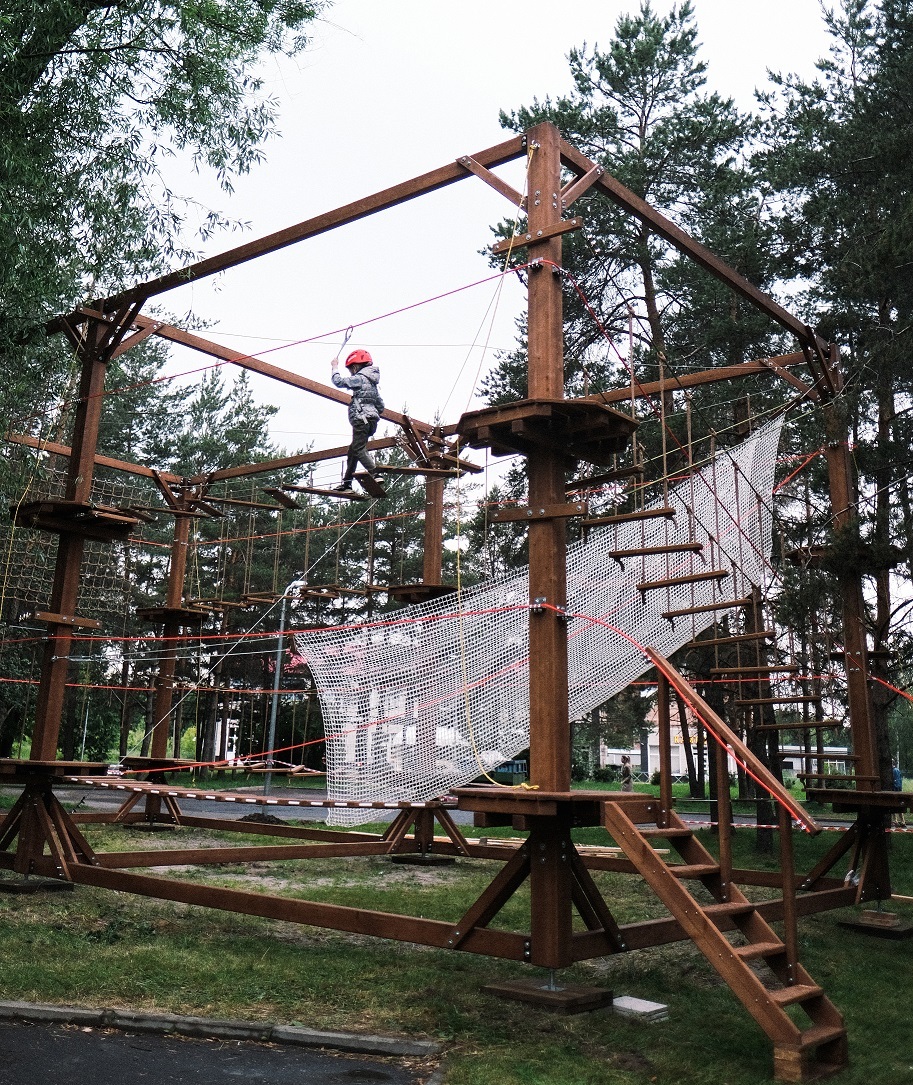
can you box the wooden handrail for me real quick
[645,649,820,835]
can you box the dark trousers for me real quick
[343,417,378,480]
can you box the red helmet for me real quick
[345,349,372,369]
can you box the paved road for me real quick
[0,1020,426,1085]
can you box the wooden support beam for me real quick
[491,216,582,255]
[560,164,605,208]
[559,139,828,354]
[456,154,524,207]
[645,649,819,834]
[54,135,526,317]
[490,500,587,524]
[4,433,183,483]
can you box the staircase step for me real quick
[639,827,694,838]
[668,862,719,879]
[769,984,824,1007]
[733,940,786,961]
[702,901,756,920]
[797,1023,847,1052]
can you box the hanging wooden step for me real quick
[755,719,843,732]
[684,629,775,648]
[609,542,703,560]
[663,597,752,619]
[736,696,822,706]
[711,665,800,676]
[354,472,387,498]
[638,569,729,594]
[584,506,676,528]
[268,484,366,502]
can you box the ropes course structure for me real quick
[302,419,783,823]
[0,121,907,1083]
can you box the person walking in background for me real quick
[621,754,633,793]
[331,349,384,491]
[892,760,907,828]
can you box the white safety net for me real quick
[296,419,783,823]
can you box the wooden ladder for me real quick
[602,801,847,1082]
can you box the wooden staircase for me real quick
[602,801,847,1082]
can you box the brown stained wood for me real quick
[566,465,644,491]
[354,472,387,498]
[645,650,819,834]
[567,846,626,950]
[736,696,822,706]
[601,801,801,1045]
[458,397,636,466]
[684,629,775,648]
[206,438,399,483]
[584,506,676,527]
[490,500,587,524]
[79,135,526,315]
[559,139,826,354]
[608,543,703,560]
[67,864,528,961]
[524,121,571,799]
[560,163,605,207]
[449,842,531,949]
[637,569,729,593]
[490,216,583,255]
[97,841,393,867]
[30,611,100,629]
[456,154,524,207]
[662,597,752,619]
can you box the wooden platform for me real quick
[457,398,637,466]
[12,500,141,542]
[386,583,457,604]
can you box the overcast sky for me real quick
[158,0,833,487]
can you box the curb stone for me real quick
[0,1001,442,1058]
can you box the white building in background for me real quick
[600,714,850,782]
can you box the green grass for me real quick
[1,818,912,1083]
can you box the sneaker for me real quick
[334,480,354,492]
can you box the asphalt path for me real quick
[0,1020,425,1085]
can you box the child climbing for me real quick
[331,349,385,492]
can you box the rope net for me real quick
[297,419,784,824]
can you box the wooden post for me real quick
[657,673,673,828]
[423,477,445,585]
[524,122,573,969]
[714,732,733,901]
[149,511,192,760]
[525,121,570,793]
[30,325,109,761]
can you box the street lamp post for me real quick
[264,575,306,795]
